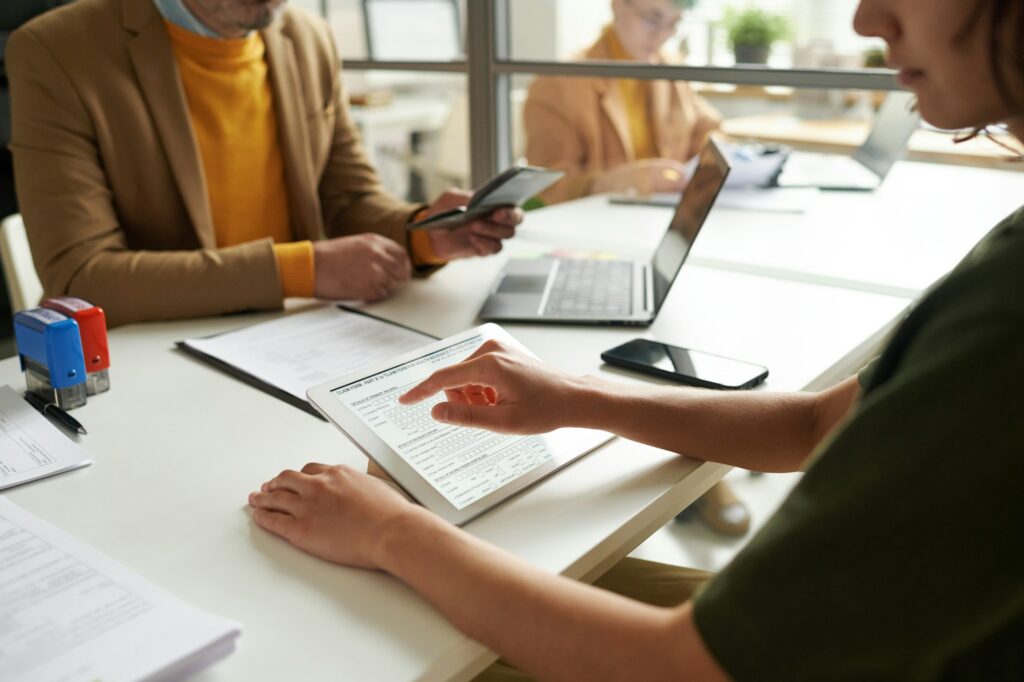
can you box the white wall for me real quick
[554,0,611,59]
[509,0,610,62]
[509,1,558,61]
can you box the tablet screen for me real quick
[332,334,553,510]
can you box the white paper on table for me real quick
[0,385,92,491]
[0,497,240,682]
[717,187,819,214]
[182,306,433,403]
[609,186,818,214]
[332,333,558,510]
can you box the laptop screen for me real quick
[852,91,919,178]
[651,139,731,311]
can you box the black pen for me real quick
[24,392,88,436]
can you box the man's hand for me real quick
[249,463,420,570]
[422,188,522,261]
[591,159,691,196]
[399,339,597,434]
[313,234,412,301]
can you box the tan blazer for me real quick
[7,0,419,326]
[524,31,722,205]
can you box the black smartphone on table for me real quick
[408,166,564,231]
[601,338,768,390]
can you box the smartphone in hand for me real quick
[409,166,563,231]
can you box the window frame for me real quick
[337,0,903,186]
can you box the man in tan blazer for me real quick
[525,0,721,205]
[7,0,519,326]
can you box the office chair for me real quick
[0,214,43,311]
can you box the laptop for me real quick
[479,138,731,326]
[775,91,920,191]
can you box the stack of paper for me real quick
[0,385,92,491]
[0,497,240,682]
[179,305,433,415]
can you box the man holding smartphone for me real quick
[8,0,520,327]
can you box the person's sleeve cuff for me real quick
[273,241,316,298]
[408,207,448,267]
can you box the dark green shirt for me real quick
[694,206,1024,680]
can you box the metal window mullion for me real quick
[492,0,512,177]
[340,60,468,73]
[465,0,510,187]
[493,60,903,92]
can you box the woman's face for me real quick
[854,0,1020,131]
[611,0,683,62]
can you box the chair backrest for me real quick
[0,213,43,311]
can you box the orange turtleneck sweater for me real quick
[165,21,315,297]
[164,21,442,298]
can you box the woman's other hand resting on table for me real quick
[248,462,417,571]
[590,159,691,196]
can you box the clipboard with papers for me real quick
[177,305,437,418]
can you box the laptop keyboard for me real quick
[542,259,634,317]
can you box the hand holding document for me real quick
[0,384,91,491]
[0,497,240,682]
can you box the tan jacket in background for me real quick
[524,30,722,205]
[8,0,418,326]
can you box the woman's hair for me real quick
[953,0,1024,150]
[981,0,1024,109]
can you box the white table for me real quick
[520,161,1024,299]
[0,274,908,681]
[6,159,1012,681]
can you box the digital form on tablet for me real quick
[307,324,613,526]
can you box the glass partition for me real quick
[507,0,884,70]
[326,0,466,62]
[306,0,1017,190]
[342,71,468,201]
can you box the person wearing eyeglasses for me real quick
[523,0,746,537]
[523,0,720,207]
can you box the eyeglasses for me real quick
[623,0,683,34]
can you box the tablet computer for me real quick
[408,166,564,231]
[306,324,612,525]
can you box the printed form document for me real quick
[182,305,432,404]
[333,334,560,510]
[0,385,91,491]
[0,497,240,682]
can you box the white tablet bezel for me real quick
[306,323,612,526]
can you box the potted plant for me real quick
[723,7,790,65]
[863,46,887,69]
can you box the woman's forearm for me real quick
[566,376,858,473]
[377,510,724,682]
